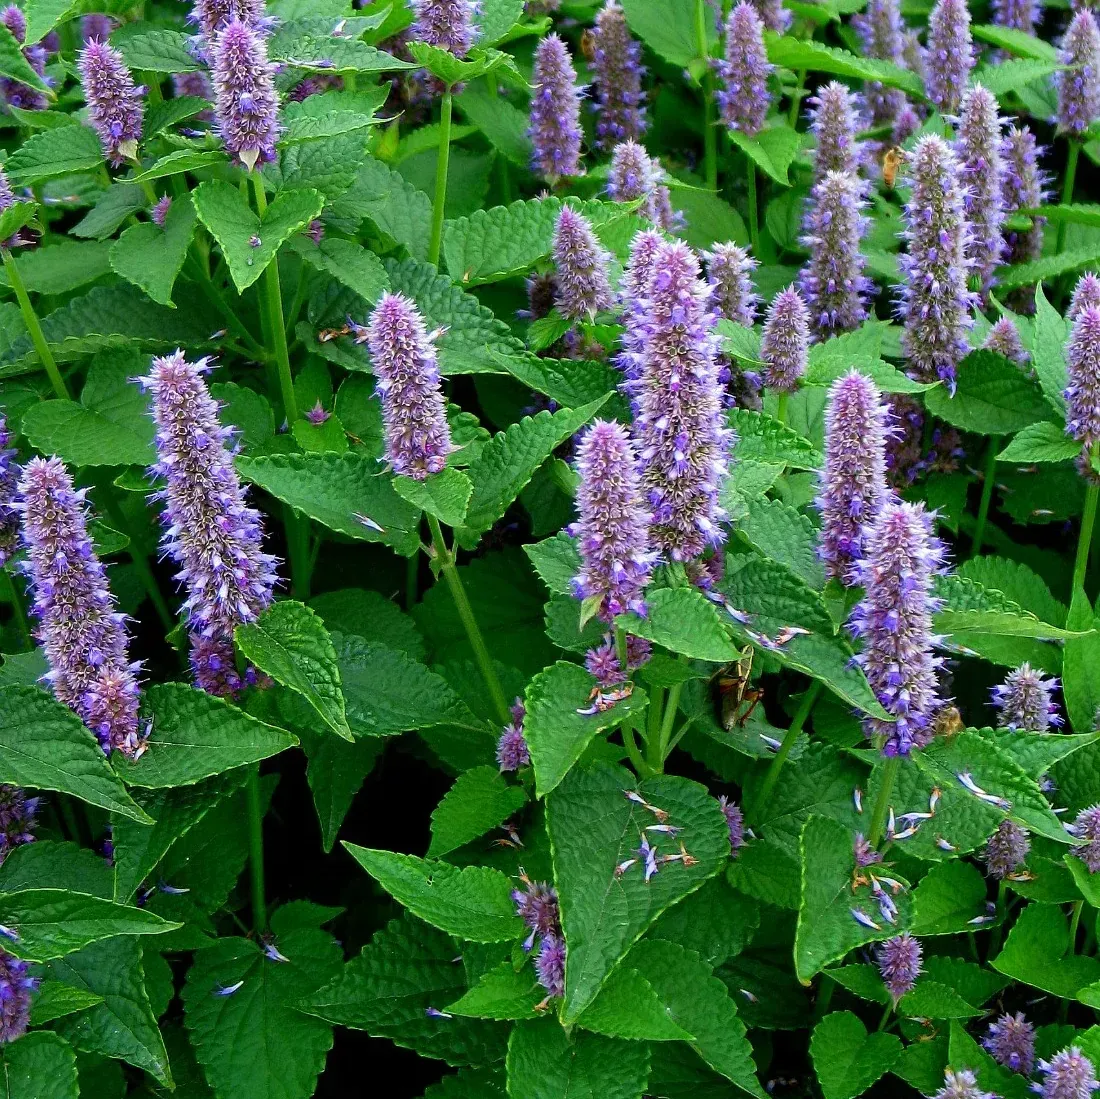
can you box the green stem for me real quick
[694,0,717,190]
[186,254,267,360]
[3,247,68,399]
[651,678,685,773]
[621,721,649,777]
[1074,447,1099,595]
[246,770,266,933]
[788,70,806,127]
[988,880,1007,958]
[970,435,1001,559]
[751,682,820,821]
[868,755,901,847]
[746,160,759,254]
[1056,141,1081,257]
[284,502,312,601]
[775,391,789,426]
[428,87,453,267]
[426,513,510,724]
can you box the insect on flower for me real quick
[881,145,905,188]
[711,645,764,730]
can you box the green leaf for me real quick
[506,1019,651,1099]
[310,589,426,660]
[765,33,923,97]
[0,889,178,961]
[394,468,473,527]
[1063,588,1100,734]
[923,350,1053,434]
[973,58,1064,98]
[193,181,325,293]
[299,727,382,853]
[183,927,343,1099]
[475,0,524,44]
[277,133,367,200]
[620,586,740,662]
[0,241,109,300]
[428,766,527,857]
[547,762,729,1022]
[289,235,389,305]
[270,33,414,73]
[736,496,825,589]
[524,533,581,597]
[998,421,1079,464]
[523,661,648,797]
[624,940,765,1095]
[114,28,200,72]
[911,861,990,936]
[946,1020,1032,1099]
[236,600,351,740]
[300,913,508,1066]
[1028,202,1100,229]
[810,1011,902,1099]
[1031,284,1068,417]
[455,399,607,547]
[576,964,694,1041]
[794,816,913,984]
[21,352,155,467]
[281,102,381,145]
[339,157,432,261]
[446,961,542,1022]
[728,127,801,186]
[129,149,222,183]
[407,41,518,88]
[24,0,81,45]
[0,22,48,91]
[992,902,1100,998]
[454,79,531,168]
[647,875,759,967]
[71,184,145,241]
[109,192,196,307]
[972,22,1058,61]
[0,201,39,250]
[0,686,150,823]
[237,451,422,556]
[997,246,1100,291]
[343,844,524,942]
[0,1032,78,1099]
[619,0,712,68]
[5,126,102,187]
[729,408,822,469]
[29,982,105,1025]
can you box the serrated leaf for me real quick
[897,980,982,1020]
[576,963,694,1041]
[506,1019,651,1099]
[974,58,1065,98]
[278,132,367,200]
[619,0,714,69]
[340,157,432,260]
[523,661,648,797]
[0,686,149,822]
[991,902,1100,998]
[268,33,413,73]
[736,496,824,589]
[1031,284,1068,416]
[0,201,39,250]
[765,33,923,97]
[803,350,937,395]
[0,889,178,961]
[0,22,47,91]
[446,961,542,1022]
[979,727,1098,778]
[729,126,801,186]
[455,400,606,547]
[997,247,1100,291]
[193,181,324,293]
[620,586,740,662]
[394,467,473,526]
[118,683,297,788]
[290,235,389,304]
[236,600,351,740]
[1063,588,1100,734]
[810,1011,902,1099]
[0,240,109,298]
[0,1032,77,1099]
[547,763,729,1022]
[344,844,524,942]
[183,928,343,1099]
[300,913,508,1066]
[910,861,990,935]
[24,0,81,45]
[428,766,528,857]
[71,184,145,241]
[524,532,581,597]
[454,79,531,168]
[946,1020,1032,1099]
[729,408,822,469]
[237,450,422,555]
[998,421,1079,464]
[109,192,196,307]
[5,126,101,187]
[130,149,222,183]
[29,981,105,1025]
[971,22,1057,60]
[923,350,1053,434]
[310,589,426,660]
[299,727,382,853]
[114,28,200,72]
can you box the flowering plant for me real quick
[1,2,1100,1098]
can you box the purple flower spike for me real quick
[925,0,974,115]
[807,82,862,179]
[633,240,732,561]
[151,195,172,228]
[211,19,279,171]
[760,286,809,392]
[817,371,890,585]
[1034,1048,1100,1099]
[717,794,745,853]
[799,171,872,337]
[983,1012,1036,1075]
[1065,305,1100,449]
[570,419,655,621]
[412,0,477,57]
[0,411,18,568]
[553,205,614,322]
[1071,273,1100,324]
[0,5,47,111]
[590,1,647,150]
[364,293,455,480]
[957,85,1007,293]
[983,316,1029,368]
[173,69,213,103]
[585,633,650,686]
[0,951,35,1042]
[512,873,559,951]
[0,4,25,41]
[1069,805,1100,873]
[0,784,35,865]
[717,1,772,138]
[142,351,277,697]
[932,1069,996,1099]
[991,662,1062,731]
[78,40,144,166]
[853,0,906,125]
[896,136,975,390]
[529,34,584,184]
[615,228,665,387]
[497,700,530,772]
[1057,9,1100,136]
[849,501,945,756]
[704,242,758,328]
[983,819,1030,880]
[190,0,267,37]
[18,457,143,756]
[607,141,679,232]
[747,0,790,33]
[992,0,1039,36]
[81,12,114,41]
[535,933,565,998]
[876,932,922,1002]
[892,105,921,145]
[0,168,28,250]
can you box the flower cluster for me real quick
[983,819,1030,880]
[529,34,584,182]
[0,951,36,1043]
[412,0,477,58]
[615,228,665,387]
[991,662,1062,731]
[589,1,646,149]
[957,85,1006,294]
[983,1011,1036,1075]
[141,351,278,697]
[513,872,564,998]
[496,699,530,772]
[0,784,36,862]
[1035,1048,1100,1099]
[0,4,48,111]
[585,633,651,687]
[849,501,945,755]
[1071,273,1100,324]
[0,411,17,568]
[717,1,771,137]
[704,242,758,328]
[807,82,862,179]
[552,205,614,321]
[760,286,809,392]
[983,316,1029,368]
[78,40,144,165]
[925,0,974,115]
[876,932,921,1002]
[1069,805,1100,873]
[606,140,679,232]
[718,794,745,853]
[992,0,1039,36]
[210,18,279,170]
[1065,305,1100,449]
[852,0,906,125]
[932,1069,995,1099]
[1057,8,1100,136]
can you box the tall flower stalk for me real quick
[1065,304,1100,592]
[1055,8,1100,252]
[925,0,974,115]
[957,85,1006,294]
[78,39,144,165]
[590,1,647,150]
[528,33,584,184]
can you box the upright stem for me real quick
[426,513,510,724]
[1056,141,1081,256]
[751,682,820,821]
[868,755,901,847]
[745,160,759,254]
[788,70,807,127]
[970,435,1001,559]
[775,392,789,426]
[694,0,718,190]
[245,770,266,933]
[651,678,685,773]
[3,248,69,400]
[428,87,454,267]
[1074,454,1099,595]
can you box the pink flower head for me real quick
[78,39,144,165]
[552,205,614,322]
[210,18,279,171]
[590,1,647,149]
[528,34,584,183]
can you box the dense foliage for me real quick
[3,0,1100,1097]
